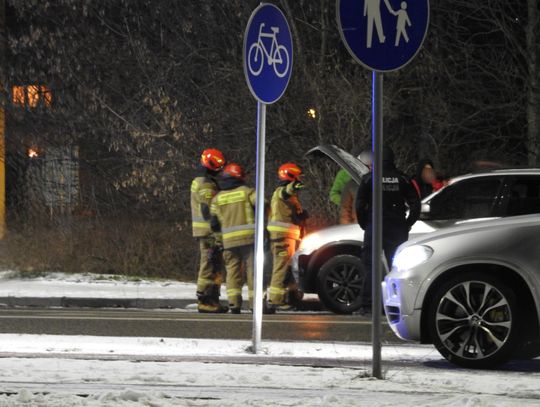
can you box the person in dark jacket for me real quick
[356,146,421,311]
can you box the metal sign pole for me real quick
[337,0,428,380]
[244,3,292,355]
[252,101,267,354]
[371,71,383,379]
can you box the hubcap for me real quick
[325,263,366,306]
[436,281,512,360]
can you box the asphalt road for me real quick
[0,308,401,343]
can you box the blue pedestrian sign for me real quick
[244,3,293,104]
[337,0,429,72]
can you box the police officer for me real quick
[210,163,256,314]
[355,146,420,311]
[267,163,308,311]
[190,148,228,313]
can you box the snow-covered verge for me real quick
[2,357,537,407]
[0,335,538,406]
[0,270,318,305]
[0,333,440,362]
[0,270,198,300]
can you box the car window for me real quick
[506,177,540,216]
[429,177,502,220]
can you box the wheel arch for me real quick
[419,263,540,344]
[308,241,362,275]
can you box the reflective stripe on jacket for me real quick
[210,186,256,249]
[267,221,301,240]
[191,176,218,237]
[268,184,304,241]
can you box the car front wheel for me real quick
[428,272,520,369]
[316,254,367,314]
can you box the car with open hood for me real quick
[298,145,540,314]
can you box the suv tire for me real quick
[428,272,520,369]
[317,254,366,314]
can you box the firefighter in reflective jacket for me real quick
[267,163,309,311]
[210,163,256,314]
[191,148,228,313]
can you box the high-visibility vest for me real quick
[211,185,256,249]
[191,176,218,238]
[268,185,303,241]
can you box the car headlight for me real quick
[298,233,322,253]
[392,245,433,272]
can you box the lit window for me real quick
[12,86,25,106]
[12,85,53,108]
[27,85,40,108]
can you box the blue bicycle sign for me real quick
[244,3,293,104]
[248,23,291,78]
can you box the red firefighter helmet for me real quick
[278,163,302,182]
[200,148,225,171]
[222,163,245,180]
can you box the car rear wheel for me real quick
[316,254,367,314]
[428,272,520,369]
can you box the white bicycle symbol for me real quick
[248,23,290,78]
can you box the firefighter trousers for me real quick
[268,238,297,306]
[223,245,254,310]
[196,237,224,302]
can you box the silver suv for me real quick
[296,145,540,314]
[384,214,540,368]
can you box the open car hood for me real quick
[304,144,370,183]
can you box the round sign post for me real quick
[337,0,429,378]
[243,3,293,354]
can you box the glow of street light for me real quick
[307,108,317,119]
[28,148,39,158]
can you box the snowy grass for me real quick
[0,335,537,406]
[0,270,319,302]
[0,270,199,300]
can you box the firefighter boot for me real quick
[210,285,229,313]
[228,295,242,314]
[261,294,276,314]
[197,290,229,314]
[285,277,304,307]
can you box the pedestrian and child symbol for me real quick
[364,0,412,48]
[338,0,428,71]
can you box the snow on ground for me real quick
[2,357,537,407]
[0,335,538,406]
[0,271,539,405]
[0,334,441,362]
[0,270,198,300]
[0,270,317,303]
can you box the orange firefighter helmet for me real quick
[278,163,302,182]
[200,148,226,171]
[222,163,245,180]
